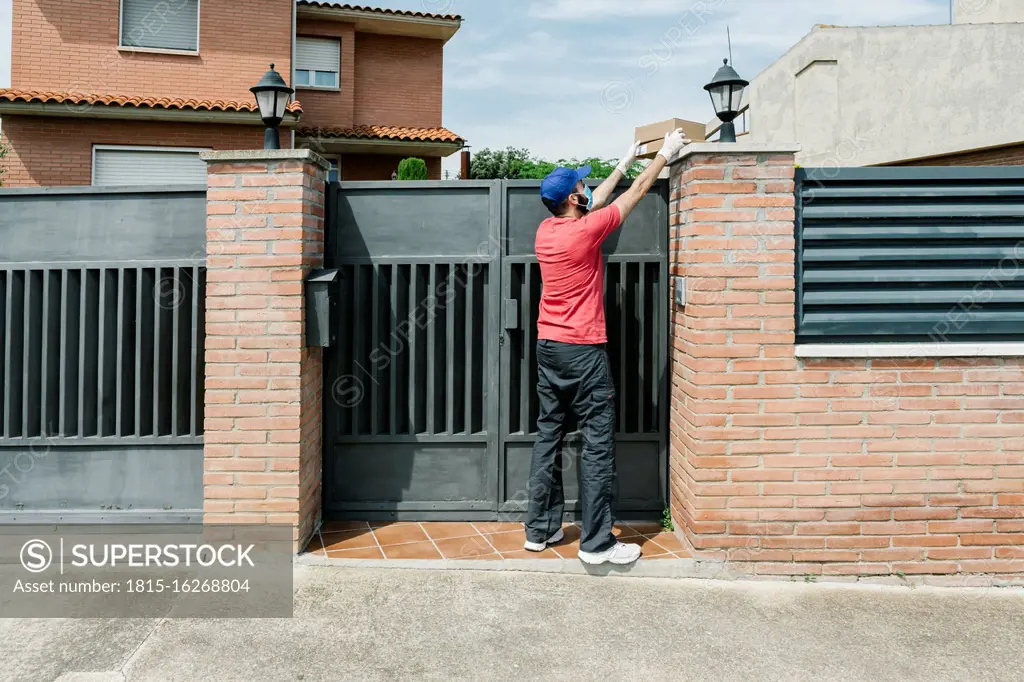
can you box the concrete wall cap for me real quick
[200,148,331,170]
[669,142,802,165]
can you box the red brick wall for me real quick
[669,151,1024,578]
[892,143,1024,167]
[203,151,326,549]
[12,0,292,102]
[353,33,443,128]
[340,153,441,181]
[294,19,356,131]
[0,116,264,187]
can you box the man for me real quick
[524,128,690,565]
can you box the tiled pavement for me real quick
[303,521,691,561]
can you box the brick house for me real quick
[0,0,464,187]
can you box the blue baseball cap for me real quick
[540,165,592,205]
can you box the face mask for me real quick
[573,186,593,214]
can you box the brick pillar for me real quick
[200,149,329,551]
[668,143,800,564]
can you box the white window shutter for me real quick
[296,37,340,73]
[121,0,199,51]
[93,148,208,186]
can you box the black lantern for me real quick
[703,58,749,143]
[250,63,294,150]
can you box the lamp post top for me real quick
[250,63,293,95]
[704,58,748,91]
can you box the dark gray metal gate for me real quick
[323,179,669,521]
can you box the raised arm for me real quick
[591,141,641,210]
[611,129,689,223]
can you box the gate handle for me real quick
[504,299,519,330]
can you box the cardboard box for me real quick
[634,118,706,158]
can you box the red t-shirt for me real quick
[535,205,622,345]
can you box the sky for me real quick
[0,0,954,176]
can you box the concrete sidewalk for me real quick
[2,566,1023,682]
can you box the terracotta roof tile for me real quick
[298,124,464,144]
[296,1,461,21]
[0,89,303,114]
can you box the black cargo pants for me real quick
[524,340,617,554]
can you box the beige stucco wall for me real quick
[744,21,1024,166]
[955,0,1024,24]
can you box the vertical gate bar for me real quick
[370,263,379,436]
[659,234,669,500]
[426,263,436,435]
[520,264,530,435]
[491,180,504,510]
[653,267,662,431]
[170,267,181,436]
[464,267,473,434]
[40,269,49,436]
[352,264,362,436]
[58,270,68,437]
[115,268,125,436]
[638,263,646,433]
[408,266,418,434]
[97,268,106,437]
[2,270,9,437]
[23,269,33,437]
[389,264,398,436]
[618,261,627,432]
[189,266,199,437]
[78,267,87,438]
[153,269,162,435]
[446,266,455,436]
[134,268,143,436]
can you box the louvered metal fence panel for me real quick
[0,185,207,519]
[0,264,205,444]
[333,262,489,438]
[796,167,1024,342]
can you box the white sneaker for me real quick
[578,542,642,565]
[523,528,564,552]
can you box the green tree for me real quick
[468,147,532,179]
[396,157,428,180]
[469,147,645,180]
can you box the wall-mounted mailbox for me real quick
[305,269,340,348]
[674,276,686,307]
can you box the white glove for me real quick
[616,141,642,174]
[657,128,691,162]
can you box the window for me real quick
[120,0,200,52]
[92,146,209,186]
[327,158,340,183]
[296,37,340,89]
